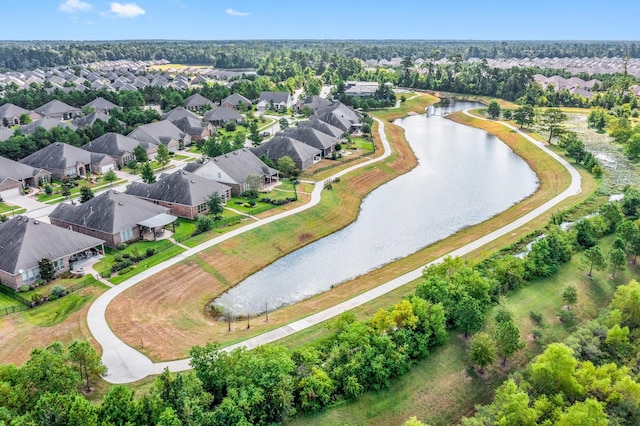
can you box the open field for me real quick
[103,95,589,362]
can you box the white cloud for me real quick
[108,2,146,18]
[225,8,249,17]
[59,0,92,13]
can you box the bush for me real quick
[19,285,31,292]
[116,243,127,250]
[530,311,544,324]
[49,285,66,298]
[146,248,155,258]
[118,266,135,275]
[242,190,258,199]
[111,259,134,274]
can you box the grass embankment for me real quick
[0,281,108,365]
[106,93,437,361]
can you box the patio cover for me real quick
[136,213,178,228]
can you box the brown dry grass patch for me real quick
[0,285,105,365]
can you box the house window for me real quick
[66,168,77,177]
[197,203,207,213]
[53,258,65,271]
[21,267,41,283]
[119,228,134,242]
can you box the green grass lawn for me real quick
[350,136,374,151]
[171,218,197,242]
[0,203,26,216]
[94,239,178,279]
[37,178,127,203]
[122,160,174,174]
[23,293,93,327]
[0,293,24,311]
[172,154,193,161]
[108,245,186,285]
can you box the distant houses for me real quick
[19,142,117,179]
[128,120,191,152]
[82,132,156,167]
[0,156,51,199]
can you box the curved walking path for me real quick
[88,118,392,383]
[90,110,582,384]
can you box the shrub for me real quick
[122,253,131,259]
[116,243,127,250]
[49,285,66,298]
[118,266,135,275]
[530,311,544,324]
[114,254,123,263]
[19,285,30,292]
[111,259,134,274]
[146,248,155,258]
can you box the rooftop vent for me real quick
[118,202,123,206]
[34,220,39,225]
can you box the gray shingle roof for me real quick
[221,93,251,107]
[259,91,292,104]
[297,118,344,138]
[161,107,200,122]
[33,99,80,117]
[0,216,104,275]
[20,142,113,171]
[84,97,118,111]
[82,132,155,158]
[128,120,186,145]
[203,107,244,122]
[186,148,278,185]
[50,190,169,234]
[280,126,337,151]
[19,117,78,134]
[72,111,113,128]
[0,156,50,182]
[251,136,321,167]
[183,93,215,108]
[0,103,30,123]
[125,170,231,207]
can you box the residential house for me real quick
[161,107,213,141]
[220,93,252,110]
[126,170,231,219]
[0,103,31,127]
[50,190,175,248]
[310,101,362,133]
[280,126,338,158]
[344,81,380,97]
[19,117,78,135]
[251,135,321,171]
[183,93,215,111]
[0,157,51,199]
[83,97,119,115]
[33,99,81,120]
[20,142,117,179]
[257,91,294,112]
[0,127,14,142]
[295,95,332,114]
[72,111,125,129]
[128,120,190,152]
[82,132,156,167]
[0,216,105,291]
[184,148,279,195]
[297,118,345,139]
[203,107,244,127]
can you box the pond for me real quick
[215,100,539,315]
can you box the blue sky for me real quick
[1,0,638,41]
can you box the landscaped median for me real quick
[37,178,127,204]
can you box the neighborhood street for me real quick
[88,110,582,384]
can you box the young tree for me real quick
[487,100,501,119]
[469,333,496,374]
[155,143,171,170]
[126,159,138,173]
[609,247,626,278]
[494,320,525,365]
[104,169,117,186]
[140,162,156,184]
[195,214,213,234]
[248,121,263,146]
[68,339,107,392]
[80,185,94,203]
[277,156,297,177]
[625,133,640,159]
[455,296,485,338]
[562,285,578,309]
[279,117,290,130]
[38,257,55,282]
[133,144,148,163]
[581,245,606,276]
[61,182,72,198]
[574,218,598,249]
[245,174,262,193]
[540,108,567,143]
[513,104,535,129]
[206,192,224,219]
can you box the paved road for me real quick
[89,110,582,384]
